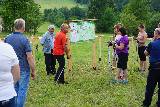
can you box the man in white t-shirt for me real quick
[0,41,20,107]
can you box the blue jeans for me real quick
[15,70,30,107]
[0,97,16,107]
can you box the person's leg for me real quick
[44,53,51,75]
[16,70,30,107]
[142,60,147,71]
[156,70,160,107]
[123,69,127,80]
[55,55,65,83]
[50,54,56,74]
[143,69,157,106]
[142,46,147,72]
[115,68,121,80]
[140,60,143,71]
[0,97,16,107]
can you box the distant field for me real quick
[37,22,60,36]
[34,0,83,12]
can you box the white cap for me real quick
[48,25,55,30]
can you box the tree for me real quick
[88,0,116,32]
[59,7,71,20]
[53,11,65,27]
[100,7,117,33]
[74,0,90,4]
[147,12,160,37]
[113,0,128,11]
[151,0,160,11]
[70,6,86,20]
[120,0,151,36]
[1,0,42,34]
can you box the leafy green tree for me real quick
[59,7,71,20]
[1,0,42,34]
[147,12,160,37]
[120,0,151,36]
[70,6,86,20]
[74,0,90,4]
[100,7,117,33]
[88,0,116,32]
[113,0,128,11]
[151,0,160,11]
[53,11,65,27]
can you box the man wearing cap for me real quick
[40,25,56,75]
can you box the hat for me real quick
[48,25,55,30]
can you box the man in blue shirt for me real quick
[142,28,160,107]
[5,18,35,107]
[40,25,56,75]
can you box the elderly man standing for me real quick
[53,23,71,84]
[40,25,56,75]
[5,18,35,107]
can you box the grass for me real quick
[34,0,85,12]
[37,22,60,36]
[25,34,157,107]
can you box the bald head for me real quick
[61,23,69,33]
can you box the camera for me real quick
[107,41,115,47]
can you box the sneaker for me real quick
[122,80,128,84]
[141,104,149,107]
[57,81,69,84]
[111,79,118,83]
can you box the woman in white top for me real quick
[136,24,148,72]
[0,39,20,107]
[112,23,122,68]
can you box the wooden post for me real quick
[66,36,72,72]
[98,35,102,61]
[92,41,96,70]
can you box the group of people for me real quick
[40,23,71,84]
[0,18,35,107]
[0,18,71,107]
[0,17,160,107]
[111,23,160,107]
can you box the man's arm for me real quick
[145,42,151,56]
[26,52,36,80]
[40,34,46,45]
[11,64,20,84]
[144,50,149,56]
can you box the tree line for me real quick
[44,6,87,27]
[88,0,160,36]
[0,0,160,36]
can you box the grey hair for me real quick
[61,23,68,30]
[155,28,160,35]
[14,18,25,30]
[48,25,55,30]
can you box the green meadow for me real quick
[25,32,157,107]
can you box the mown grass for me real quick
[34,0,85,12]
[26,33,157,107]
[37,22,60,36]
